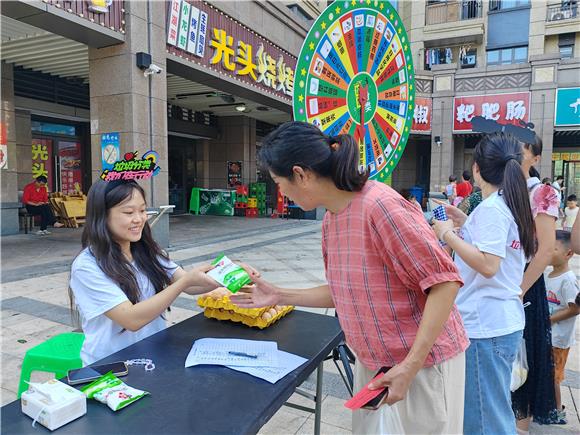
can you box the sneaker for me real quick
[555,408,567,425]
[42,230,51,235]
[35,230,45,235]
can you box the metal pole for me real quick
[314,362,324,435]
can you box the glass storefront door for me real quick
[31,119,87,194]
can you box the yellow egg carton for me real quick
[197,293,294,329]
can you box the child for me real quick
[562,194,578,231]
[69,179,220,365]
[231,121,468,434]
[444,175,457,204]
[545,230,580,424]
[433,133,535,435]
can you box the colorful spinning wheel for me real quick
[293,1,415,181]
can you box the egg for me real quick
[262,312,272,321]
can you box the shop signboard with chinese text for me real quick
[453,92,530,132]
[101,133,120,170]
[412,97,431,132]
[59,142,83,195]
[166,0,296,102]
[555,87,580,127]
[32,139,53,190]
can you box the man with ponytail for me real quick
[433,133,535,434]
[232,121,468,434]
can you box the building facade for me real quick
[0,0,328,241]
[1,1,578,241]
[390,0,580,197]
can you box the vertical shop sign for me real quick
[32,139,52,188]
[196,11,208,58]
[177,0,191,50]
[167,0,182,46]
[0,122,7,169]
[101,132,120,170]
[227,161,242,187]
[411,97,432,132]
[59,142,83,195]
[186,5,200,54]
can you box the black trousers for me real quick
[25,204,56,230]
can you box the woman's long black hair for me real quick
[70,180,172,316]
[523,134,543,179]
[258,121,368,191]
[474,133,536,258]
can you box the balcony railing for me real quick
[426,0,483,25]
[546,3,578,22]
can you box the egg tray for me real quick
[197,295,268,319]
[202,305,294,329]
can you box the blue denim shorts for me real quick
[464,330,523,435]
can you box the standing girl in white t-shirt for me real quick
[69,180,220,365]
[433,133,536,435]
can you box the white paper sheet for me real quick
[226,350,308,384]
[185,338,279,368]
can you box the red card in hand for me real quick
[344,372,387,410]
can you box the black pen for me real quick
[228,351,258,359]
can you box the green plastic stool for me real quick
[189,187,201,215]
[17,332,85,398]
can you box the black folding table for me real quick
[1,310,343,435]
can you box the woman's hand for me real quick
[368,361,420,406]
[182,263,219,290]
[433,199,468,227]
[432,218,454,242]
[230,267,281,308]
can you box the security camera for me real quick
[144,64,163,77]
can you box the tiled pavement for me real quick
[1,215,579,434]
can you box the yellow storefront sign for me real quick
[210,28,294,97]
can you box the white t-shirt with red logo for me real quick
[455,191,526,339]
[545,270,579,349]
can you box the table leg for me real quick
[314,361,323,435]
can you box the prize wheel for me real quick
[293,1,415,182]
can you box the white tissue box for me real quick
[21,379,87,431]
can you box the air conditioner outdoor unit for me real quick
[550,9,573,21]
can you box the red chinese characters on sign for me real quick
[453,92,530,132]
[412,97,432,132]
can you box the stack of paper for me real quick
[185,338,307,384]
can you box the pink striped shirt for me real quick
[322,181,469,370]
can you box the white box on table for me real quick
[21,379,86,431]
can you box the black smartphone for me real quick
[67,361,128,385]
[362,366,390,410]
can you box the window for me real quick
[513,46,528,62]
[489,0,529,11]
[487,50,499,64]
[487,46,528,65]
[559,33,575,59]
